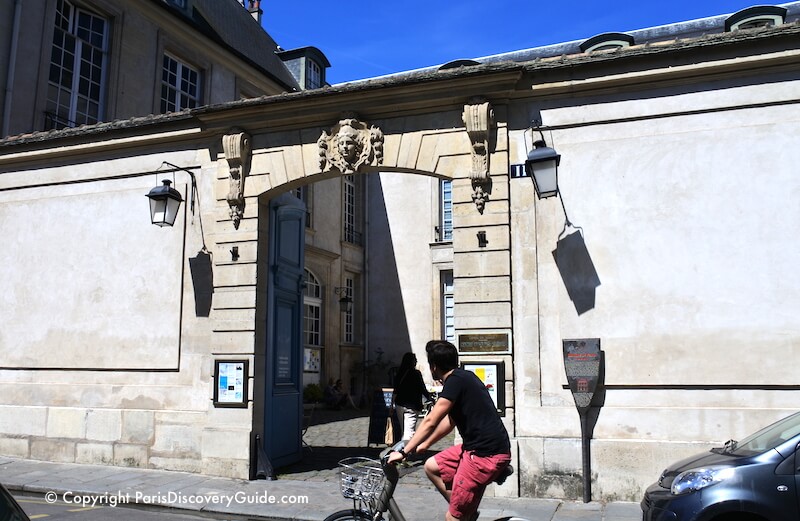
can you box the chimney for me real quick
[247,0,262,24]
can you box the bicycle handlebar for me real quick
[379,440,407,463]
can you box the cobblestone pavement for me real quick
[277,407,453,489]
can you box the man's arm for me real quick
[417,413,454,453]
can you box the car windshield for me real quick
[727,411,800,456]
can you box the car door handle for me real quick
[777,485,789,492]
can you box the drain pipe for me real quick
[362,174,371,404]
[2,0,23,137]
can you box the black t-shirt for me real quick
[439,368,510,456]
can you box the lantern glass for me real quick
[531,159,559,199]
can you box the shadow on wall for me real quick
[189,249,213,317]
[552,230,600,315]
[367,175,413,365]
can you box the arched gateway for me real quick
[216,96,518,473]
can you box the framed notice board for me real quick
[461,361,505,416]
[213,360,249,408]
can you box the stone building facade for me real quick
[1,2,799,501]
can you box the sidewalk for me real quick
[0,409,642,521]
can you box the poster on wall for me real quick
[304,348,321,373]
[461,361,505,416]
[213,360,248,408]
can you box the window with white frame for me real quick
[343,176,361,245]
[161,54,200,113]
[439,180,453,242]
[294,186,312,228]
[307,60,322,89]
[343,277,354,344]
[441,270,454,342]
[46,0,109,130]
[303,269,322,347]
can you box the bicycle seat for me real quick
[494,464,514,485]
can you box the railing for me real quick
[43,112,75,131]
[344,226,363,246]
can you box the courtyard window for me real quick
[343,176,362,245]
[294,186,312,228]
[161,54,200,113]
[303,269,322,347]
[439,180,453,242]
[46,0,109,130]
[441,270,454,342]
[343,277,354,344]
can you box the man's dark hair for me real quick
[425,340,458,372]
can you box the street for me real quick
[14,494,256,521]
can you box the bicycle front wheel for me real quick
[323,509,373,521]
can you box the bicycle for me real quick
[324,441,527,521]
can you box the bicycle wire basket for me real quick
[337,457,386,503]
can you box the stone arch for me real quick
[216,101,516,467]
[214,100,514,340]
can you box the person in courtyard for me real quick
[324,378,358,410]
[393,352,433,440]
[387,340,510,521]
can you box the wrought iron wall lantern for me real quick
[334,287,353,313]
[519,121,577,238]
[146,162,197,227]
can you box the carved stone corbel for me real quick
[463,99,494,213]
[318,113,384,174]
[222,130,251,229]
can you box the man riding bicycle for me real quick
[387,340,511,521]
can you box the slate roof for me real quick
[155,0,300,91]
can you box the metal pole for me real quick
[579,411,591,503]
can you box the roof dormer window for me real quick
[276,46,331,90]
[725,6,787,31]
[579,33,635,53]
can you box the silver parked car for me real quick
[642,410,800,521]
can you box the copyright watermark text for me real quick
[44,490,309,508]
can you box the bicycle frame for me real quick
[372,454,406,521]
[333,442,520,521]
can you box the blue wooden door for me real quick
[264,192,305,468]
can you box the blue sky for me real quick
[262,1,771,85]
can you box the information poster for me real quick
[304,348,321,373]
[462,362,505,415]
[214,360,248,407]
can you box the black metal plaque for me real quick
[562,338,601,412]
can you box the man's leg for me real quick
[447,452,510,521]
[427,444,461,504]
[424,456,451,501]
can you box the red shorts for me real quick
[433,444,511,520]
